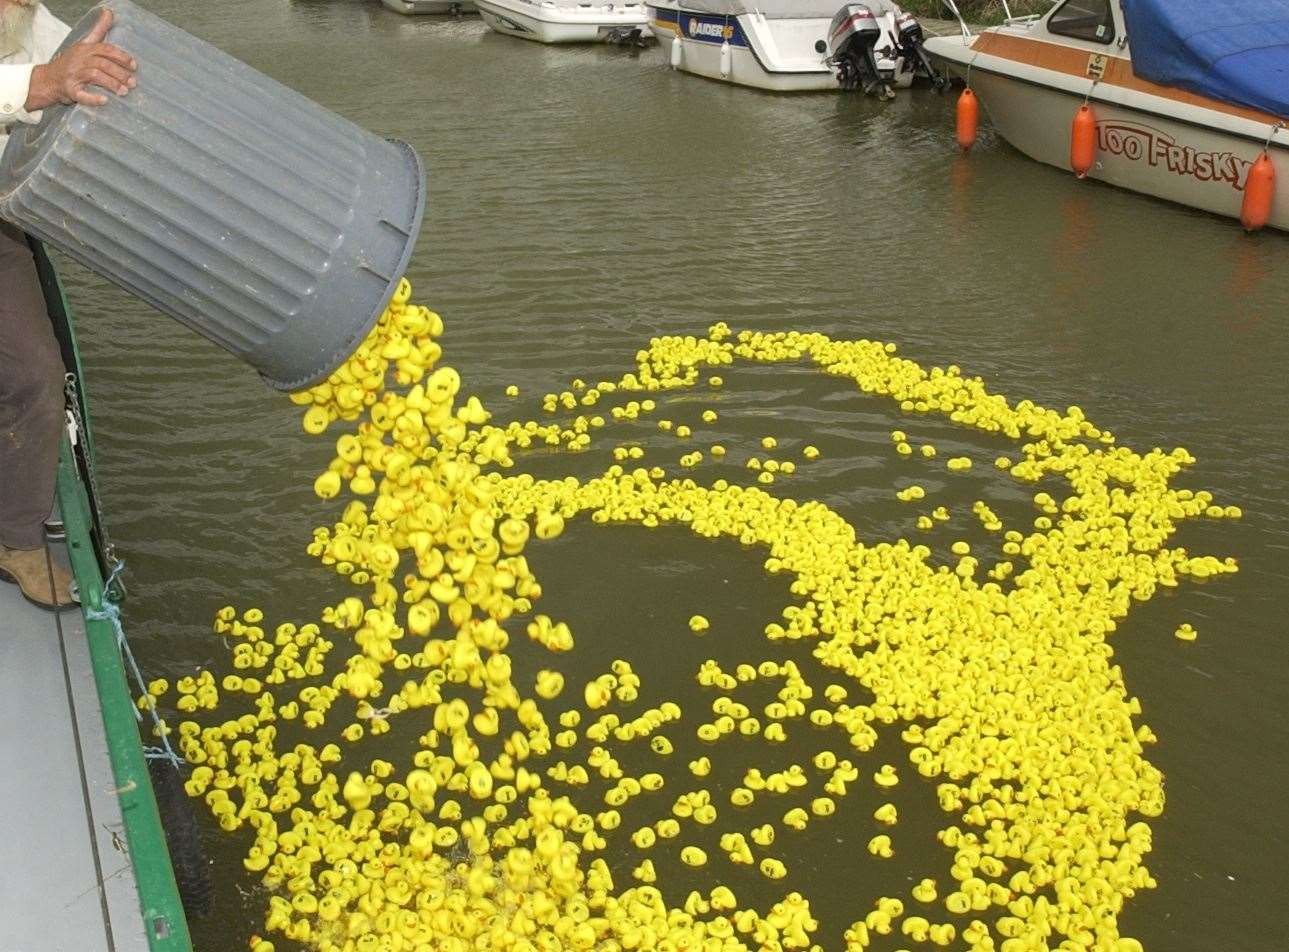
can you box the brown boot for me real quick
[0,543,78,612]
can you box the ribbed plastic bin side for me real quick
[0,0,425,390]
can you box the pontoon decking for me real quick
[0,520,150,951]
[0,241,194,952]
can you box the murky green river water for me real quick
[40,1,1288,949]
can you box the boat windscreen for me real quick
[673,0,899,20]
[1123,0,1289,120]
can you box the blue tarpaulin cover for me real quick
[1123,0,1289,118]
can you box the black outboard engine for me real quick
[828,5,888,95]
[893,9,946,89]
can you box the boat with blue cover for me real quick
[0,240,198,952]
[926,0,1289,230]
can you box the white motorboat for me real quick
[476,0,650,43]
[647,0,942,94]
[380,0,476,15]
[926,0,1289,231]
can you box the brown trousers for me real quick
[0,221,64,549]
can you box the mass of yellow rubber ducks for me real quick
[143,286,1241,952]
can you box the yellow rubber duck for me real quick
[341,772,370,811]
[867,834,893,858]
[874,764,899,787]
[680,846,707,867]
[911,878,937,902]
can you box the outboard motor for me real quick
[828,5,889,96]
[893,9,946,89]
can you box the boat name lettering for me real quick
[1098,122,1252,191]
[687,17,734,39]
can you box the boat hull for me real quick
[650,9,832,91]
[649,5,916,93]
[476,0,648,43]
[380,0,476,14]
[928,36,1289,231]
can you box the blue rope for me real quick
[84,561,183,770]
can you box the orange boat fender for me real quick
[956,87,978,152]
[1241,153,1275,232]
[1070,103,1097,178]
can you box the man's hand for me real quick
[25,10,136,112]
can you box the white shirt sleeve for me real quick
[0,6,73,139]
[0,62,40,125]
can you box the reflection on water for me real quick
[41,0,1288,949]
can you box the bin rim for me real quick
[0,0,111,194]
[262,137,426,393]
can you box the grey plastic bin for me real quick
[0,0,425,390]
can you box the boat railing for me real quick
[939,0,1056,39]
[938,0,972,39]
[1002,0,1057,26]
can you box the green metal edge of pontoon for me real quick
[37,240,195,952]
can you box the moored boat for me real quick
[926,0,1289,231]
[648,0,942,94]
[475,0,650,43]
[1,240,198,951]
[380,0,477,15]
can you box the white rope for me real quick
[1262,120,1284,154]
